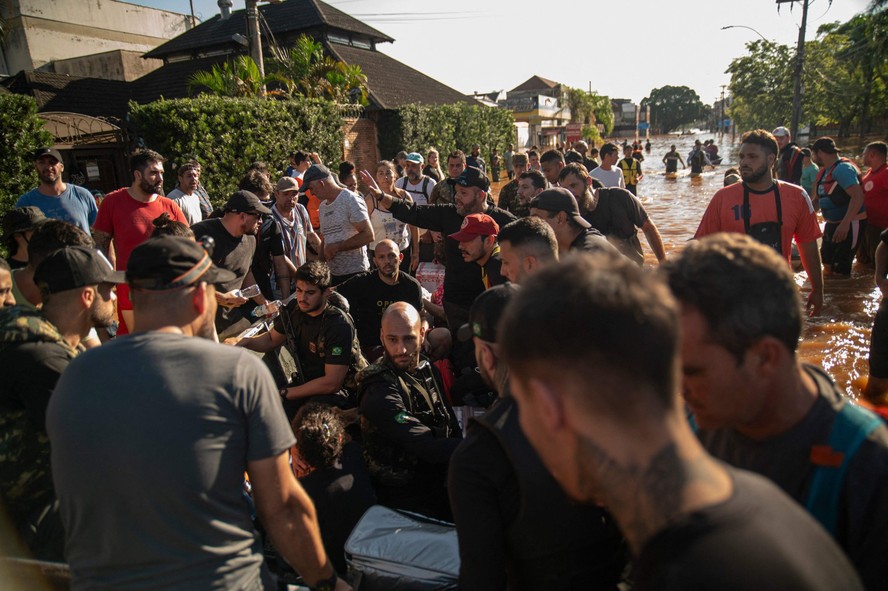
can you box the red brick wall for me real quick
[341,117,379,174]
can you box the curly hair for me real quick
[291,403,344,470]
[151,212,194,238]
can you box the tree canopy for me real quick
[641,86,708,133]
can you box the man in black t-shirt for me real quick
[336,240,423,358]
[499,252,863,591]
[192,190,273,337]
[235,261,365,414]
[529,188,617,257]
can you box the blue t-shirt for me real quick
[16,185,98,234]
[818,161,863,222]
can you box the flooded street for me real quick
[494,134,880,400]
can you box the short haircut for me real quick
[292,150,309,165]
[396,150,408,160]
[518,169,547,190]
[540,149,565,165]
[295,260,331,290]
[248,161,269,175]
[558,162,590,184]
[27,220,93,264]
[724,167,740,177]
[590,177,604,189]
[291,403,344,470]
[498,217,558,262]
[740,129,779,157]
[130,149,164,174]
[500,251,679,412]
[0,256,10,272]
[527,149,540,160]
[866,141,888,158]
[177,162,198,177]
[599,143,619,158]
[238,169,274,196]
[589,148,599,156]
[447,150,466,164]
[512,153,528,167]
[151,212,194,238]
[662,233,802,361]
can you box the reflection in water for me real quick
[493,134,879,399]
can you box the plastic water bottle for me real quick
[251,300,281,318]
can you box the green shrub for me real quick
[128,96,344,205]
[0,95,54,219]
[378,103,515,162]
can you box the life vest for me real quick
[618,157,640,185]
[815,157,861,209]
[473,397,626,589]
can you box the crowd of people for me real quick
[1,126,887,590]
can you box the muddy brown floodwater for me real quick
[491,134,879,400]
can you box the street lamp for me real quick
[721,25,770,43]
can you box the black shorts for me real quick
[821,219,865,275]
[870,299,888,379]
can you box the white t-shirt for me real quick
[396,176,436,206]
[319,189,370,276]
[166,188,203,225]
[590,166,626,189]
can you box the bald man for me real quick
[358,302,462,520]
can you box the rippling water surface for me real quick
[493,134,879,399]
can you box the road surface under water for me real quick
[492,134,879,400]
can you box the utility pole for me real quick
[719,85,726,139]
[245,0,264,80]
[778,0,810,139]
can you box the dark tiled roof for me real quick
[1,71,131,119]
[130,55,230,104]
[145,0,393,59]
[326,42,472,110]
[509,75,560,93]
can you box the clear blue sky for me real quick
[128,0,870,105]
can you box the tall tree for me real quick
[641,86,707,133]
[725,40,796,132]
[268,35,368,105]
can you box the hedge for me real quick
[377,103,515,163]
[128,96,345,205]
[0,95,54,220]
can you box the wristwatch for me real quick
[310,573,338,591]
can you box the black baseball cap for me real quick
[34,246,125,295]
[530,188,591,229]
[299,164,332,192]
[2,206,46,238]
[454,166,490,192]
[33,147,63,162]
[812,137,839,154]
[127,235,237,290]
[457,283,520,343]
[223,190,271,215]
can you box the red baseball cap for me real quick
[448,213,500,242]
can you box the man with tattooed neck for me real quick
[499,251,862,591]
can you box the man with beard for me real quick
[192,190,275,337]
[499,252,863,591]
[448,285,626,590]
[429,150,467,206]
[358,302,461,520]
[17,147,97,234]
[93,150,187,335]
[302,164,374,286]
[336,240,423,358]
[236,261,366,416]
[467,144,486,173]
[165,161,204,225]
[396,152,436,207]
[370,167,515,346]
[556,164,665,264]
[497,217,559,285]
[0,246,121,560]
[450,214,505,289]
[695,129,823,315]
[529,188,617,257]
[48,237,348,591]
[496,154,529,217]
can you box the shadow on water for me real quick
[493,133,879,399]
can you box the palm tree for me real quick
[188,55,269,97]
[268,34,369,105]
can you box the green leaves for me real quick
[267,35,369,105]
[128,96,343,205]
[641,86,708,134]
[376,103,515,164]
[0,95,53,228]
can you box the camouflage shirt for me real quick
[496,179,529,218]
[0,306,79,527]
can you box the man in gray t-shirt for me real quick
[48,236,349,591]
[301,164,373,284]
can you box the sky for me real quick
[129,0,871,105]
